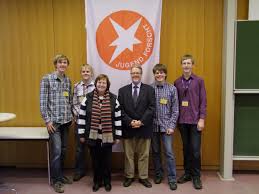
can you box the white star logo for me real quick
[108,17,142,63]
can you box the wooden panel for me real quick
[0,0,223,169]
[237,0,248,20]
[52,0,87,167]
[160,0,222,167]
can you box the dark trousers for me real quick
[178,124,201,177]
[49,122,71,183]
[74,126,86,176]
[89,144,112,185]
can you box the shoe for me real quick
[73,173,85,181]
[139,179,152,188]
[123,178,134,187]
[154,176,163,184]
[53,181,64,193]
[104,184,112,192]
[61,176,73,184]
[169,182,177,190]
[177,174,192,184]
[92,183,100,192]
[192,177,202,190]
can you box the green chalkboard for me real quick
[234,94,259,156]
[235,21,259,89]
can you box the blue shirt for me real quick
[151,82,179,132]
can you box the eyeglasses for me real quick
[130,72,141,75]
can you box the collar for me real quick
[80,80,94,87]
[182,73,194,81]
[132,82,141,88]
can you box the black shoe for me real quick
[73,173,85,181]
[104,184,112,192]
[177,174,192,184]
[139,179,152,188]
[123,178,134,187]
[169,182,177,190]
[61,176,73,184]
[154,176,163,184]
[92,183,100,192]
[192,177,202,190]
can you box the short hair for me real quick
[152,63,167,74]
[81,63,94,77]
[53,54,70,66]
[130,65,143,74]
[181,54,195,64]
[94,74,111,91]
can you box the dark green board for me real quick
[235,21,259,89]
[234,94,259,156]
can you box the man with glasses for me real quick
[118,65,155,188]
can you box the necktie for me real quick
[133,85,138,105]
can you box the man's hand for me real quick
[131,120,140,128]
[197,119,205,131]
[166,128,174,135]
[46,122,56,134]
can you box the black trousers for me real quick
[74,124,86,176]
[178,124,201,177]
[89,144,112,185]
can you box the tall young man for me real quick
[40,54,73,193]
[174,54,207,190]
[151,64,179,190]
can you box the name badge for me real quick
[182,101,189,107]
[79,96,85,103]
[160,98,168,105]
[63,91,69,97]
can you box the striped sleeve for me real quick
[114,98,122,139]
[77,97,87,138]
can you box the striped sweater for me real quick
[77,91,122,145]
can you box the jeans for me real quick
[178,124,201,177]
[49,122,70,183]
[74,125,86,176]
[151,132,176,183]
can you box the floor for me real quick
[0,168,259,194]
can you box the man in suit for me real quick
[118,65,155,188]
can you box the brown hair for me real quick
[181,54,195,64]
[53,54,70,66]
[94,74,111,91]
[152,63,167,74]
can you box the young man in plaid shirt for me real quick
[40,54,73,193]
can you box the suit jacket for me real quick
[118,83,155,139]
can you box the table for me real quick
[0,113,16,122]
[0,127,50,185]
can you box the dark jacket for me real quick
[118,83,155,139]
[77,91,122,146]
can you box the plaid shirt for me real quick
[151,82,179,132]
[40,72,73,124]
[72,80,95,117]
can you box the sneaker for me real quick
[177,174,192,184]
[154,176,163,184]
[53,181,64,193]
[73,173,85,181]
[61,176,73,184]
[139,178,152,188]
[123,178,134,187]
[193,177,202,190]
[169,182,177,190]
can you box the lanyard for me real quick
[181,78,192,97]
